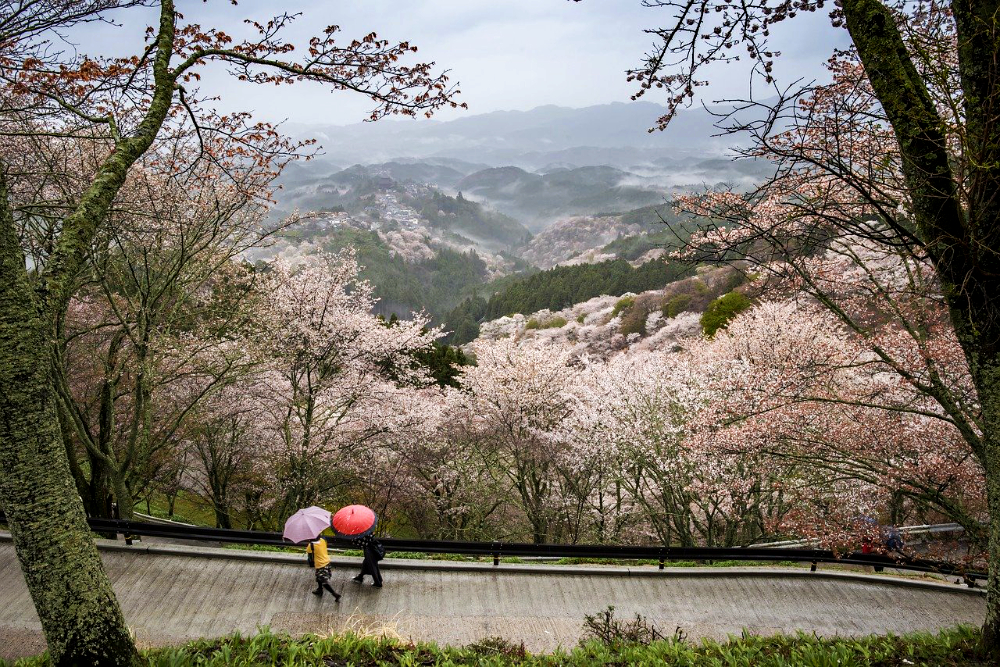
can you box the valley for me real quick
[263,101,743,339]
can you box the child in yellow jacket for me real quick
[306,537,341,601]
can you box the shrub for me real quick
[525,318,540,329]
[540,316,568,329]
[581,606,668,646]
[576,313,586,323]
[662,293,693,319]
[618,307,647,336]
[611,296,635,318]
[701,291,752,337]
[467,636,528,659]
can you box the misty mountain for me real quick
[457,165,669,230]
[286,101,739,168]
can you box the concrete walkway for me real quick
[0,537,986,660]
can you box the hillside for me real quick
[467,264,752,357]
[273,167,531,252]
[262,178,533,320]
[520,204,697,269]
[263,139,749,341]
[442,257,697,345]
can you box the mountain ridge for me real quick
[287,101,742,167]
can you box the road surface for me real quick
[0,537,986,660]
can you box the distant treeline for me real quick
[444,258,694,344]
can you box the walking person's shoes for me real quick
[334,592,342,602]
[352,575,363,583]
[372,583,382,588]
[311,588,323,596]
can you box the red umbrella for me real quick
[331,504,378,538]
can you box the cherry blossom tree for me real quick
[49,136,277,520]
[689,299,986,549]
[565,349,791,546]
[455,337,579,543]
[396,414,511,540]
[174,373,265,528]
[0,1,462,661]
[612,0,1000,646]
[249,251,442,528]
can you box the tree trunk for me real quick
[972,357,1000,649]
[841,0,1000,653]
[984,452,1000,647]
[0,175,139,665]
[111,471,134,521]
[214,502,232,530]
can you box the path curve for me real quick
[0,538,985,660]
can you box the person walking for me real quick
[352,534,384,588]
[306,536,341,601]
[885,524,905,554]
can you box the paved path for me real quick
[0,538,986,660]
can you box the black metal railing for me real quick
[0,512,985,583]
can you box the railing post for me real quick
[658,548,664,570]
[810,561,817,572]
[492,541,500,566]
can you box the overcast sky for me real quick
[73,0,851,127]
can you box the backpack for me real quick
[373,539,385,561]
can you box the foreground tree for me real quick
[0,1,461,662]
[616,0,1000,647]
[52,135,274,520]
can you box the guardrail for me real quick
[0,512,983,584]
[751,523,967,549]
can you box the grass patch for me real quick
[551,557,802,568]
[382,552,525,564]
[135,490,221,527]
[221,543,302,554]
[5,625,989,666]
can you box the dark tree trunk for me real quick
[0,173,139,665]
[214,502,232,530]
[966,344,1000,647]
[843,0,1000,651]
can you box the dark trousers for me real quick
[314,565,338,596]
[359,553,382,585]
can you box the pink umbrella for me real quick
[282,506,332,544]
[331,504,378,539]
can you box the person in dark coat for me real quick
[885,524,905,554]
[352,534,384,587]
